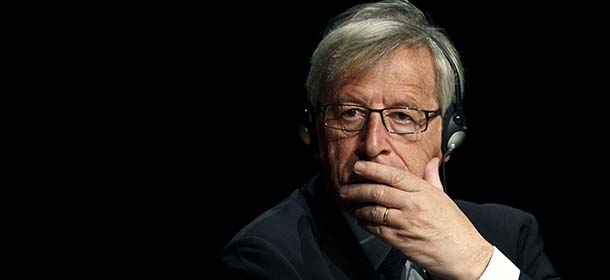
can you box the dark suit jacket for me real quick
[220,176,559,280]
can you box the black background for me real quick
[125,1,604,278]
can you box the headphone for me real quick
[299,41,466,158]
[435,39,467,158]
[299,102,317,148]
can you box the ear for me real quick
[298,124,311,145]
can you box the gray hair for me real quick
[305,0,464,115]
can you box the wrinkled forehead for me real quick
[324,46,439,108]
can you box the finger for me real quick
[353,205,402,227]
[353,161,423,192]
[340,183,408,208]
[424,157,444,191]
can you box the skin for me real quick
[316,46,493,279]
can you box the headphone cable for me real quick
[441,159,448,194]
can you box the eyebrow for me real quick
[332,95,425,109]
[332,96,364,105]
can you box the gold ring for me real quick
[382,207,390,225]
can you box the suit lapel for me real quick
[303,177,379,280]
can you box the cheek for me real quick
[323,135,359,182]
[416,115,443,155]
[328,139,355,169]
[426,122,443,156]
[394,123,443,176]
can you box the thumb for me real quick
[424,157,443,191]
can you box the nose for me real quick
[358,112,391,159]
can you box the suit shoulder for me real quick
[230,188,312,243]
[455,200,535,228]
[220,187,314,260]
[219,186,319,278]
[219,234,302,279]
[455,200,543,263]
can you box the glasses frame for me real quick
[319,103,442,135]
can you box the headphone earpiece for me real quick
[299,103,318,148]
[442,104,466,157]
[298,106,313,145]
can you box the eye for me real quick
[340,107,367,120]
[388,111,414,123]
[396,112,412,121]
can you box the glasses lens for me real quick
[383,108,427,133]
[324,105,368,131]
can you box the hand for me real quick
[339,158,493,280]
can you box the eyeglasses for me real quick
[320,104,441,135]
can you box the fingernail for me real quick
[354,161,365,173]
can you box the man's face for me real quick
[318,46,443,208]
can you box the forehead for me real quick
[330,46,438,108]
